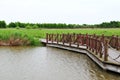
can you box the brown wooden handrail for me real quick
[46,33,120,61]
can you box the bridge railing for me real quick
[86,34,108,61]
[109,35,120,50]
[46,33,111,61]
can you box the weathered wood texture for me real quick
[46,33,110,61]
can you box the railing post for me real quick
[92,37,94,52]
[111,35,115,48]
[46,33,48,43]
[87,36,89,49]
[95,37,98,55]
[99,34,105,58]
[57,34,59,44]
[91,35,93,51]
[86,33,88,44]
[69,34,71,46]
[67,33,70,44]
[86,34,89,49]
[88,36,91,50]
[100,41,103,58]
[60,34,62,42]
[104,40,108,61]
[73,33,75,44]
[63,34,65,45]
[89,36,91,50]
[51,34,53,43]
[54,34,56,43]
[101,34,105,43]
[48,34,50,41]
[77,34,79,48]
[81,34,84,45]
[92,38,95,52]
[91,34,95,52]
[116,35,119,50]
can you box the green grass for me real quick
[42,28,120,36]
[0,28,120,46]
[0,28,120,38]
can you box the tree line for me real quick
[0,20,120,28]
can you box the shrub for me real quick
[26,25,31,29]
[16,26,20,29]
[32,25,38,29]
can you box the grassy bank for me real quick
[0,28,120,46]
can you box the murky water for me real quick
[0,46,119,80]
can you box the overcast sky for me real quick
[0,0,120,24]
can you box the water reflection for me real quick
[0,46,119,80]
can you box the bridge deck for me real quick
[41,39,120,73]
[41,39,120,65]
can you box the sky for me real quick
[0,0,120,24]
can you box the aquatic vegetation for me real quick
[0,28,120,46]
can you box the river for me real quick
[0,46,119,80]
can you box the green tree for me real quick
[0,20,6,28]
[8,22,16,28]
[15,22,26,28]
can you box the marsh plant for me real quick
[0,32,40,46]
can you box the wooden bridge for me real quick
[41,33,120,73]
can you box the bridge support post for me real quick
[88,36,90,50]
[89,37,92,50]
[52,34,53,43]
[104,40,108,61]
[95,37,98,55]
[69,34,71,46]
[81,35,84,45]
[86,33,88,49]
[116,35,119,50]
[46,33,48,43]
[62,34,65,45]
[77,34,79,48]
[57,34,59,44]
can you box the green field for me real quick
[0,28,119,46]
[0,28,120,38]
